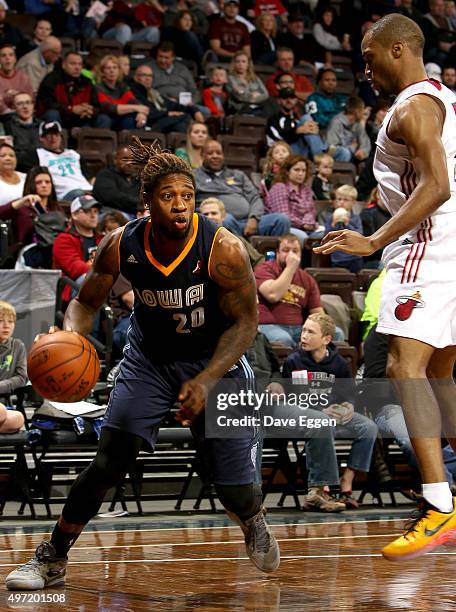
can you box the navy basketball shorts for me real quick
[104,335,259,485]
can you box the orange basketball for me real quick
[27,331,100,402]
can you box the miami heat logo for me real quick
[394,291,425,321]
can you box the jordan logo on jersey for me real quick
[394,291,425,321]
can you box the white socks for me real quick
[422,482,453,513]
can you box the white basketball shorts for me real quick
[377,214,456,348]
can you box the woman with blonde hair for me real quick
[175,121,209,168]
[250,12,277,64]
[95,55,150,130]
[226,51,269,116]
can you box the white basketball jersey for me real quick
[37,148,92,199]
[374,79,456,221]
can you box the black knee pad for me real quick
[215,483,262,520]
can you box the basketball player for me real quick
[5,139,280,591]
[314,13,456,561]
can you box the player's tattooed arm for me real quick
[176,229,257,425]
[63,228,122,337]
[206,229,258,381]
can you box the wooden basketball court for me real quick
[1,510,455,610]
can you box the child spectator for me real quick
[312,154,334,227]
[282,312,378,508]
[98,210,127,235]
[261,140,291,196]
[312,153,334,201]
[202,66,228,117]
[324,184,364,273]
[0,300,26,433]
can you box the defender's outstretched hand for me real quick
[313,230,376,257]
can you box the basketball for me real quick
[27,330,100,402]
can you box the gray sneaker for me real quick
[227,507,280,573]
[6,542,67,591]
[302,488,346,512]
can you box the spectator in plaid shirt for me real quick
[265,155,324,246]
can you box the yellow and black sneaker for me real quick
[382,497,456,561]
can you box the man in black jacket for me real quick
[129,64,204,133]
[93,145,140,216]
[266,88,324,158]
[35,52,110,129]
[5,92,41,172]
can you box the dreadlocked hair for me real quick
[128,135,195,196]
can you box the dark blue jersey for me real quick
[118,213,231,362]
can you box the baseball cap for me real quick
[278,87,297,99]
[70,195,102,214]
[425,62,442,82]
[39,121,63,137]
[225,0,240,4]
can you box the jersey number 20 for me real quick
[173,307,205,334]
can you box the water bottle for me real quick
[265,250,276,261]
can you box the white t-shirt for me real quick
[37,148,92,199]
[0,172,26,206]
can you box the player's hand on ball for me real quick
[33,325,61,344]
[33,325,78,344]
[176,379,208,426]
[313,230,376,257]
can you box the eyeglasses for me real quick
[136,72,152,77]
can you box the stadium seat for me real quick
[59,37,77,55]
[119,129,166,150]
[231,115,267,141]
[302,237,331,268]
[306,269,357,306]
[5,12,36,36]
[166,131,187,151]
[334,68,355,95]
[125,41,156,58]
[332,172,355,187]
[270,343,294,366]
[89,38,122,57]
[224,156,258,174]
[336,344,359,376]
[331,54,352,69]
[251,64,276,85]
[249,235,279,254]
[72,127,118,158]
[332,161,357,183]
[357,268,380,291]
[218,135,261,167]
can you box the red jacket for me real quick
[53,225,103,303]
